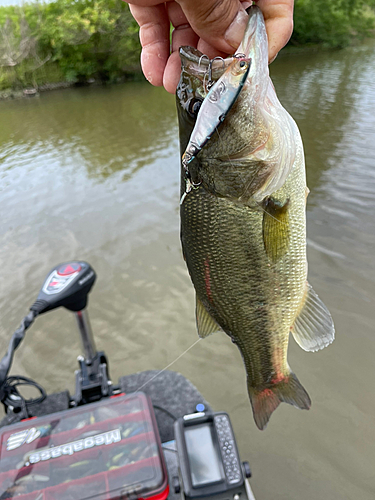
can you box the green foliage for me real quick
[0,0,141,90]
[292,0,375,47]
[0,0,374,90]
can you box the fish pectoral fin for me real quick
[248,371,311,430]
[196,297,223,338]
[262,197,290,262]
[291,282,335,352]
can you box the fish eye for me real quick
[187,97,203,118]
[239,60,246,68]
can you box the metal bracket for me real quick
[73,351,112,406]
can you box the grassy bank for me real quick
[293,0,375,47]
[0,0,374,92]
[0,0,141,91]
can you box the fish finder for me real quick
[174,410,252,500]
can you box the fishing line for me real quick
[135,338,202,393]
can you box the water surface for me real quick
[0,42,374,499]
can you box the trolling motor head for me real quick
[31,261,96,315]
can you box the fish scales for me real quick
[181,135,306,385]
[177,6,334,429]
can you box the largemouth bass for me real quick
[176,6,335,430]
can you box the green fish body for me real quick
[177,6,335,430]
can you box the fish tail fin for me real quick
[248,371,311,430]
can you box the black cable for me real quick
[153,404,177,422]
[0,310,38,401]
[1,376,46,417]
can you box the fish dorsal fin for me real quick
[196,297,223,338]
[291,283,335,352]
[262,197,290,263]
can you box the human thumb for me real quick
[176,0,249,53]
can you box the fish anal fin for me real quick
[262,197,290,262]
[248,371,311,430]
[291,282,335,352]
[196,296,223,338]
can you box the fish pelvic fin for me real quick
[196,296,224,338]
[291,282,335,352]
[248,371,311,430]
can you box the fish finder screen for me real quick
[185,424,224,487]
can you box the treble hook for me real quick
[209,57,226,85]
[203,56,226,92]
[211,56,226,69]
[198,54,210,69]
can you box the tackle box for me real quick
[0,392,169,500]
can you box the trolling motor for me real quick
[0,261,112,415]
[0,262,256,500]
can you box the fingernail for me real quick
[224,8,248,50]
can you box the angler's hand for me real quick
[126,0,294,93]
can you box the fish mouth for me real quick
[179,6,265,88]
[237,5,263,57]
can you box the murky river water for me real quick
[1,41,375,499]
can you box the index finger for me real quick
[129,3,170,86]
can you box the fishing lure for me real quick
[181,55,252,191]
